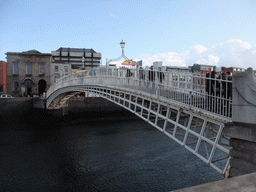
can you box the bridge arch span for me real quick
[47,82,230,175]
[45,70,233,175]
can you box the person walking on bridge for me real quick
[149,66,155,81]
[89,68,96,76]
[209,71,220,112]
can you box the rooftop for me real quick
[6,50,51,55]
[55,47,97,53]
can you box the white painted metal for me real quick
[46,68,233,175]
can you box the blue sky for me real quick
[1,0,256,68]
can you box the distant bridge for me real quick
[46,67,235,176]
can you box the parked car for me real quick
[0,92,5,96]
[0,94,13,98]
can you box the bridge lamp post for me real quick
[60,66,64,77]
[120,40,125,55]
[106,40,128,68]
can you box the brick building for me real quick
[6,50,51,97]
[0,61,7,93]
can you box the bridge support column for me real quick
[224,68,256,178]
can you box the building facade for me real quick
[6,50,51,97]
[50,63,72,85]
[153,61,162,69]
[0,61,7,93]
[51,47,101,69]
[190,64,215,75]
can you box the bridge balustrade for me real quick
[47,67,232,119]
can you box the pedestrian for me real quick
[221,72,227,98]
[139,67,144,80]
[157,67,164,83]
[208,71,220,112]
[89,68,96,76]
[227,75,232,99]
[210,71,220,95]
[126,68,131,77]
[149,66,155,81]
[205,73,210,94]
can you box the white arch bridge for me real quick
[46,68,235,176]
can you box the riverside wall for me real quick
[48,97,139,123]
[0,97,34,124]
[0,97,138,125]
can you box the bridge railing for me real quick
[47,67,232,118]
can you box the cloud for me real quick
[139,52,185,67]
[136,39,256,69]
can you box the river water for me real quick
[0,110,222,191]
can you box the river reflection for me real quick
[0,116,222,191]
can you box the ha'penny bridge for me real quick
[45,67,256,178]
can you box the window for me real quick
[13,63,19,75]
[64,66,68,74]
[55,66,58,72]
[27,64,32,75]
[39,64,45,75]
[54,75,60,83]
[14,81,19,91]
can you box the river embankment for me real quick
[0,97,139,127]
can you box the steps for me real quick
[48,92,79,109]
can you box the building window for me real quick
[55,66,58,72]
[14,81,19,91]
[27,64,32,75]
[64,66,68,74]
[54,75,60,83]
[39,64,45,75]
[13,63,19,75]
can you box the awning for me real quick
[122,60,136,66]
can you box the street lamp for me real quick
[82,56,85,69]
[106,40,129,68]
[120,40,125,55]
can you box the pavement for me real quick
[173,172,256,192]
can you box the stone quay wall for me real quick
[0,97,33,115]
[0,97,34,124]
[67,97,125,112]
[229,138,256,177]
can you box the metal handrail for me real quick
[47,68,232,119]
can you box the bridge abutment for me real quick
[224,68,256,178]
[224,122,256,177]
[228,137,256,177]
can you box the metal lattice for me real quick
[46,68,233,175]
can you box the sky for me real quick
[1,0,256,69]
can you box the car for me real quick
[0,92,5,96]
[0,94,13,98]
